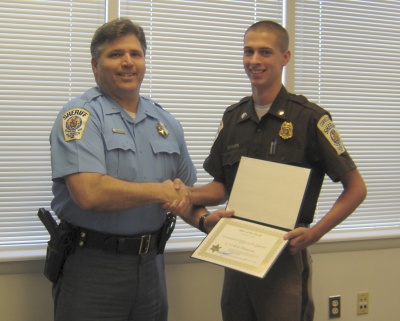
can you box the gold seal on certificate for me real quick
[191,157,311,278]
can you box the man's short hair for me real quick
[90,17,147,58]
[245,20,289,52]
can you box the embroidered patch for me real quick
[317,115,345,155]
[62,108,90,141]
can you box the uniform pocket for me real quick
[275,148,304,166]
[222,148,247,166]
[103,133,137,179]
[222,148,247,192]
[150,139,181,182]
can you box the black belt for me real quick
[73,226,159,255]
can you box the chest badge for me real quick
[279,121,293,139]
[156,121,169,138]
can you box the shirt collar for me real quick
[97,88,158,123]
[236,98,258,123]
[268,86,289,120]
[236,85,290,123]
[135,98,159,123]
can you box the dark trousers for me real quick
[53,246,168,321]
[221,247,314,321]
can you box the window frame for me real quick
[1,0,399,263]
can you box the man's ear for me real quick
[282,50,291,67]
[91,57,98,72]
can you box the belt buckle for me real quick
[139,234,151,255]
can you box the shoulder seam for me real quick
[226,96,251,111]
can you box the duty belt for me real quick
[71,225,159,255]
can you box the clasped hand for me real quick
[162,180,234,232]
[162,179,191,213]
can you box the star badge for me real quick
[156,121,169,138]
[210,244,222,253]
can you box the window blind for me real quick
[120,0,283,249]
[294,0,400,239]
[0,0,105,260]
[0,0,283,259]
[2,0,398,261]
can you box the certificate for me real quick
[191,217,288,278]
[191,157,311,278]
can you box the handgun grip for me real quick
[37,208,58,239]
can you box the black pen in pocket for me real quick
[270,138,277,155]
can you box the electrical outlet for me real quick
[357,292,369,314]
[329,295,341,318]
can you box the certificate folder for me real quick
[191,157,311,278]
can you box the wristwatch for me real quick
[199,213,210,234]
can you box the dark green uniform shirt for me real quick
[204,86,356,224]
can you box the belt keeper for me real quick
[139,234,151,255]
[78,231,87,247]
[117,237,126,253]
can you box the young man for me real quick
[175,20,367,321]
[50,18,196,321]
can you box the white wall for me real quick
[1,238,399,321]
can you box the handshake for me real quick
[160,179,234,234]
[161,178,192,215]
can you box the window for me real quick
[294,0,400,240]
[120,0,283,249]
[1,1,399,261]
[0,0,105,260]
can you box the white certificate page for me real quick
[191,157,311,278]
[226,157,311,230]
[192,217,287,278]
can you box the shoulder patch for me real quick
[317,115,345,155]
[62,108,90,141]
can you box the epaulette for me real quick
[226,96,252,112]
[288,93,325,114]
[80,87,103,104]
[64,96,89,109]
[142,96,163,109]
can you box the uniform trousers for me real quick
[53,246,168,321]
[221,247,314,321]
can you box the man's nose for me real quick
[250,52,261,63]
[121,53,134,66]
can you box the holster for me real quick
[39,209,175,283]
[157,213,176,254]
[44,222,76,283]
[38,208,76,283]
